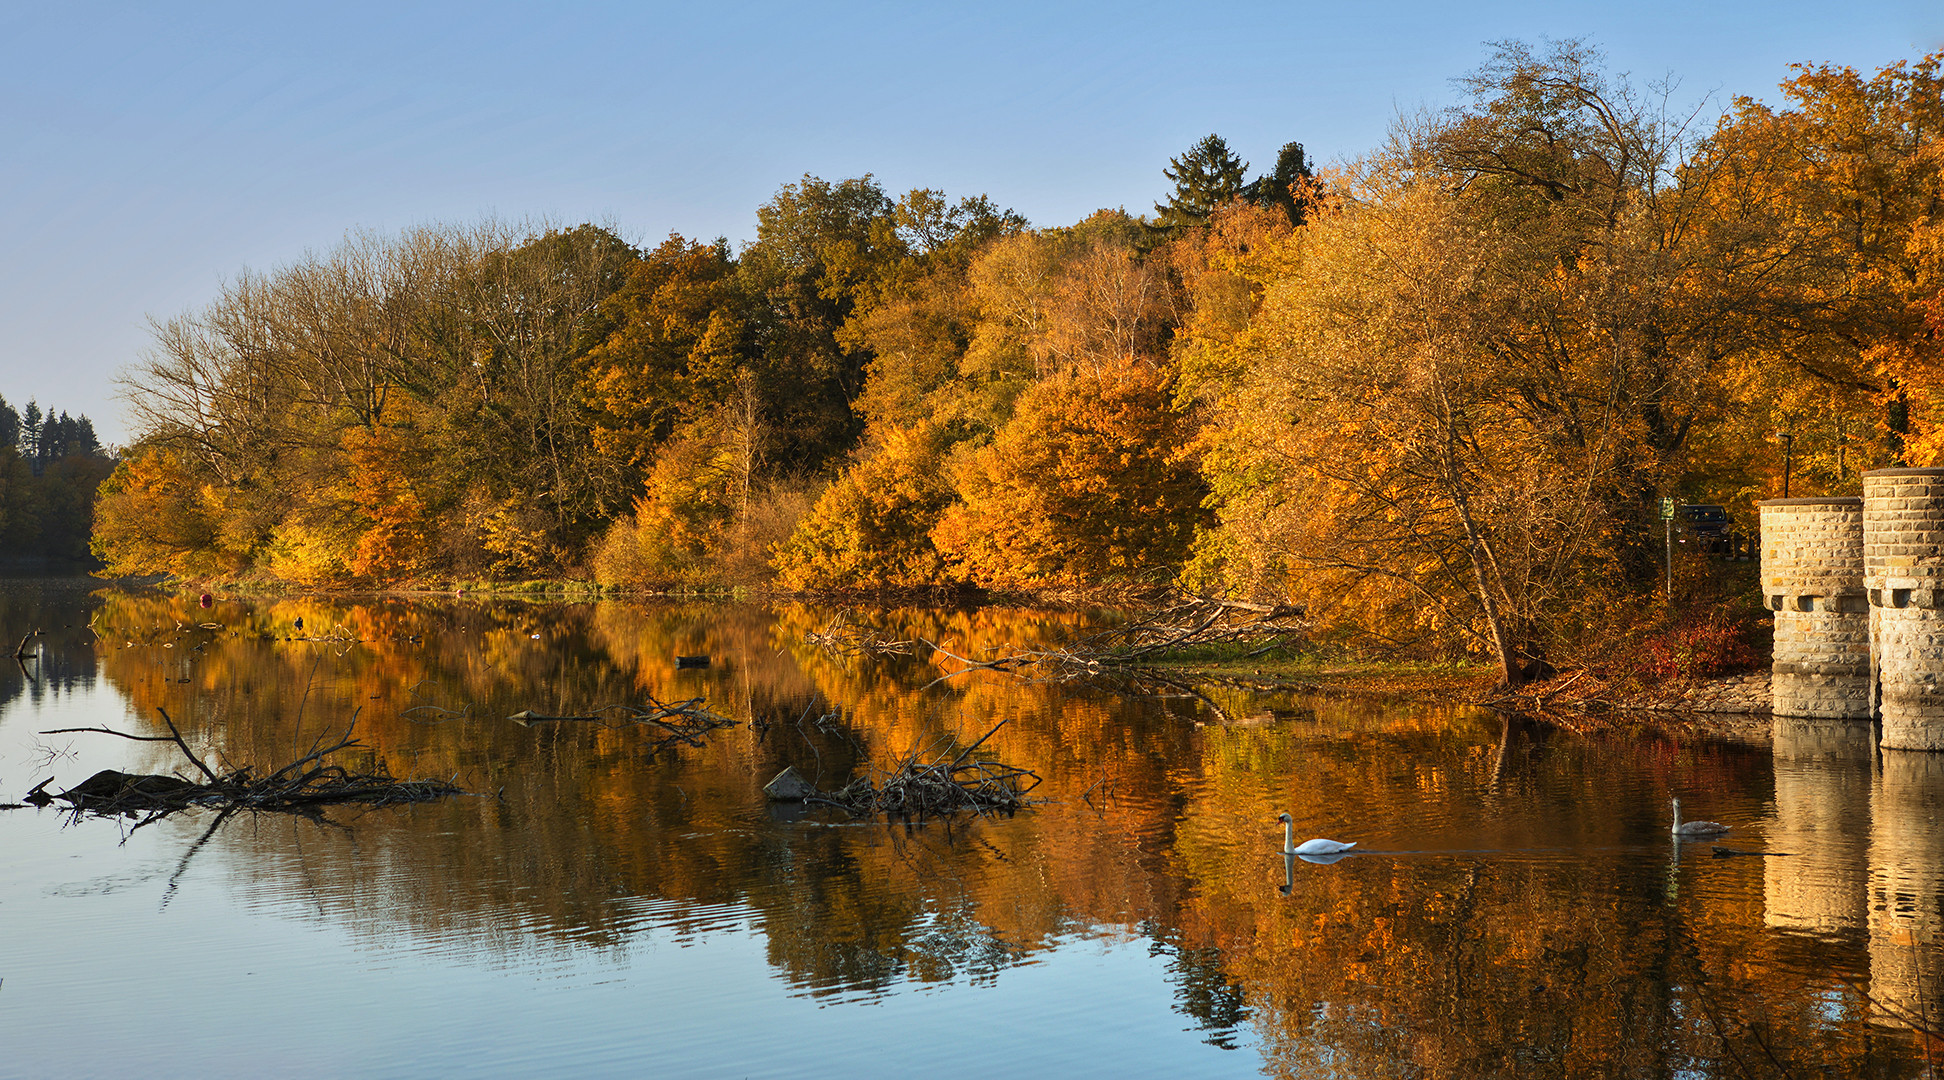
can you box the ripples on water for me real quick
[0,578,1939,1079]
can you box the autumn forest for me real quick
[88,43,1944,686]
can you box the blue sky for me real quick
[3,1,1940,445]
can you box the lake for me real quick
[1,577,1939,1078]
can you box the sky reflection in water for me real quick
[0,579,1939,1079]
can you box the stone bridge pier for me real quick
[1760,497,1870,721]
[1864,468,1944,751]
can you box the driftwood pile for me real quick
[1020,598,1306,670]
[804,609,917,657]
[766,719,1041,818]
[506,697,736,751]
[815,758,1038,817]
[29,708,461,825]
[916,598,1307,688]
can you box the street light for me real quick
[1774,429,1796,498]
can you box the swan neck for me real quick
[1671,798,1681,834]
[1283,818,1294,854]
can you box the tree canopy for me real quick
[93,42,1944,680]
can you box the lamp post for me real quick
[1775,429,1796,498]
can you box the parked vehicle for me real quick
[1677,504,1733,554]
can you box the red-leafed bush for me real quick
[1638,613,1760,680]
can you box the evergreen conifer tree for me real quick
[0,394,16,449]
[71,415,100,457]
[20,401,41,468]
[39,412,72,464]
[1246,141,1314,226]
[1152,134,1251,237]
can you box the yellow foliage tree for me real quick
[931,360,1204,591]
[591,389,764,588]
[1182,41,1941,684]
[1680,52,1944,494]
[772,421,958,591]
[91,446,230,577]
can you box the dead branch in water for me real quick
[507,697,737,751]
[921,597,1308,690]
[402,703,473,723]
[1039,597,1307,666]
[36,708,463,824]
[784,719,1043,818]
[805,610,917,657]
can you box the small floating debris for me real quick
[674,655,711,669]
[1711,846,1795,858]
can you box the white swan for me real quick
[1278,812,1357,856]
[1671,796,1730,838]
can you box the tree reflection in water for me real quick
[0,584,1935,1078]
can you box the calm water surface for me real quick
[1,578,1940,1078]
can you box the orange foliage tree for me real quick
[1685,52,1943,491]
[931,360,1205,591]
[772,420,958,591]
[343,425,437,580]
[91,446,228,577]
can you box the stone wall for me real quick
[1760,498,1869,720]
[1863,468,1944,751]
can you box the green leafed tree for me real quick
[737,175,902,470]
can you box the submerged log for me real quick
[919,595,1308,689]
[61,770,199,809]
[804,611,917,657]
[1712,846,1796,858]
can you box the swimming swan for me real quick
[1278,812,1357,856]
[1671,796,1730,838]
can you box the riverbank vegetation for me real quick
[96,43,1944,688]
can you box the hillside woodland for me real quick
[95,44,1944,686]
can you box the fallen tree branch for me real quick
[766,718,1042,819]
[38,709,462,823]
[915,598,1308,699]
[805,610,917,657]
[506,698,737,751]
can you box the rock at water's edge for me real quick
[764,766,817,802]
